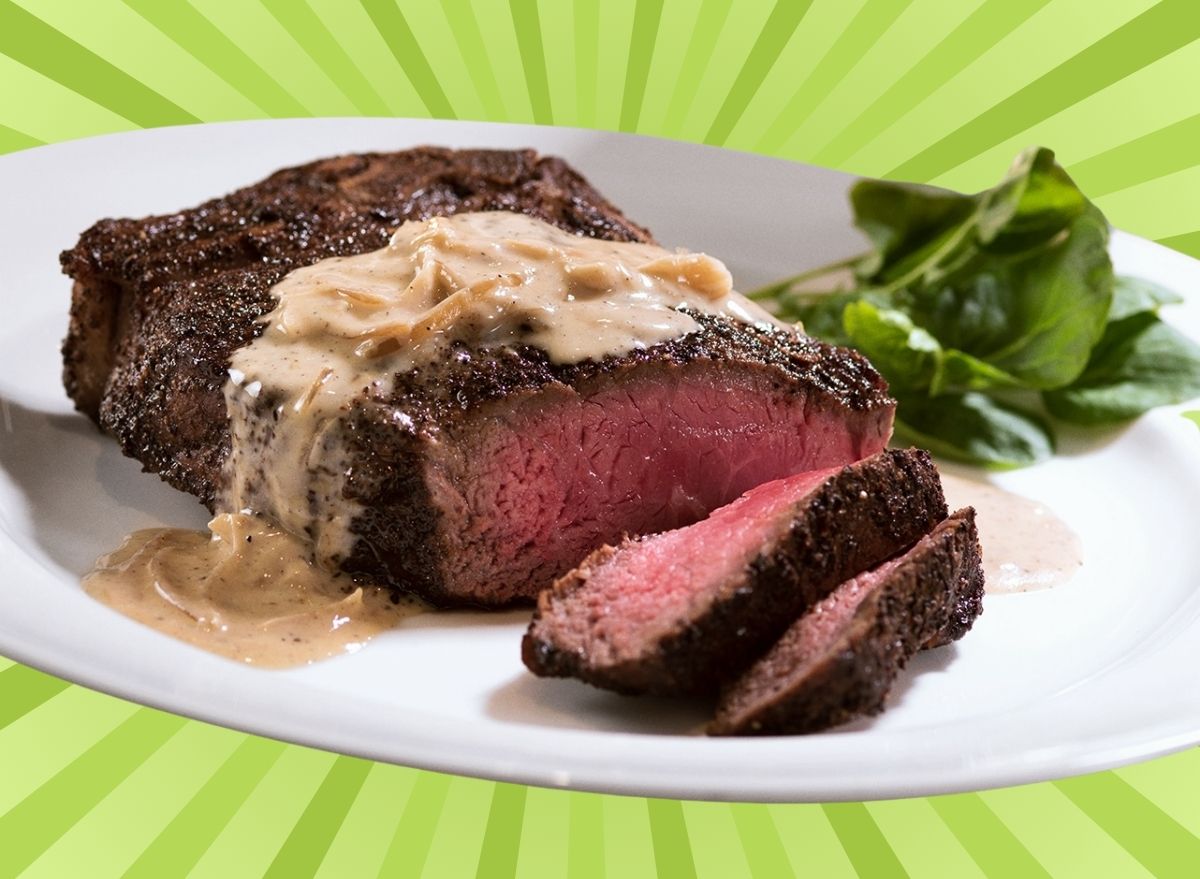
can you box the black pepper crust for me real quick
[338,315,893,605]
[522,449,946,696]
[709,507,984,735]
[60,147,654,506]
[374,311,891,424]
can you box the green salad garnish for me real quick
[752,147,1200,468]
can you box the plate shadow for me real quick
[0,397,206,576]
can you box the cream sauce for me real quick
[940,473,1082,593]
[222,210,786,567]
[248,210,778,370]
[83,513,424,667]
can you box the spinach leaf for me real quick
[841,301,940,391]
[781,290,857,347]
[838,301,1019,395]
[894,196,1112,390]
[763,148,1114,390]
[936,349,1021,394]
[894,393,1055,468]
[975,147,1088,250]
[1043,312,1200,424]
[750,146,1198,468]
[1108,275,1182,322]
[850,181,976,282]
[849,147,1089,294]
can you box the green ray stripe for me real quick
[509,0,553,125]
[867,800,983,879]
[567,792,604,879]
[0,665,69,732]
[662,0,733,136]
[647,799,698,879]
[731,804,793,878]
[1055,773,1200,879]
[514,788,568,879]
[618,0,665,132]
[822,803,909,879]
[890,0,1200,182]
[769,804,856,877]
[0,708,184,877]
[259,0,390,116]
[0,0,196,127]
[757,0,909,155]
[0,690,136,818]
[358,0,455,119]
[187,749,335,878]
[1096,164,1200,239]
[929,793,1051,879]
[604,797,656,878]
[815,0,1050,166]
[422,778,496,876]
[0,122,43,153]
[263,754,373,878]
[703,0,813,145]
[122,736,285,879]
[312,765,416,878]
[476,782,527,879]
[376,770,451,877]
[120,0,305,118]
[1070,112,1200,197]
[983,784,1155,878]
[20,724,241,879]
[1158,230,1200,259]
[535,0,576,125]
[441,0,508,121]
[1117,747,1200,836]
[682,802,749,877]
[573,0,599,127]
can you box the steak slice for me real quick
[709,508,983,736]
[62,147,896,607]
[522,449,947,695]
[60,147,654,505]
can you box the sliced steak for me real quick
[709,508,983,736]
[924,525,987,649]
[62,147,896,606]
[522,449,947,695]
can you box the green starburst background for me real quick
[2,1,1199,876]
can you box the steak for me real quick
[339,316,892,605]
[61,147,895,606]
[709,508,984,736]
[61,147,653,503]
[522,449,947,694]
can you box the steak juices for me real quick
[65,148,982,732]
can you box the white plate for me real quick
[2,119,1199,803]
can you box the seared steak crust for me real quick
[523,450,946,695]
[709,508,984,735]
[60,147,654,505]
[341,313,893,604]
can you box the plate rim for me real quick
[2,117,1200,802]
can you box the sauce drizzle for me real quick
[84,513,424,667]
[940,473,1083,593]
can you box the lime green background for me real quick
[2,0,1199,876]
